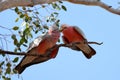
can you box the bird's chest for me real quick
[46,38,56,47]
[36,38,56,54]
[63,29,81,42]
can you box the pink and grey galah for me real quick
[15,24,60,74]
[60,24,96,59]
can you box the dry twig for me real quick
[0,41,103,57]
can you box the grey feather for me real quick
[26,32,48,52]
[73,26,86,39]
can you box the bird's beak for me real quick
[59,27,66,32]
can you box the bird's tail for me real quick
[14,55,34,74]
[14,63,26,74]
[14,55,51,74]
[82,45,96,59]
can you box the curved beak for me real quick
[59,27,66,32]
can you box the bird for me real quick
[60,24,96,59]
[15,24,60,74]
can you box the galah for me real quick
[15,24,60,74]
[60,24,96,59]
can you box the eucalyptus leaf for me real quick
[13,57,19,63]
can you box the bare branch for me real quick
[67,0,120,15]
[0,25,13,33]
[0,41,102,56]
[56,41,103,48]
[0,0,120,15]
[88,41,103,45]
[0,0,57,12]
[0,49,45,57]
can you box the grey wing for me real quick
[26,32,48,52]
[73,26,86,39]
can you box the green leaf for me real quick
[13,57,19,63]
[6,62,11,67]
[16,43,21,48]
[35,12,39,14]
[2,76,6,80]
[52,3,57,9]
[23,28,29,35]
[1,53,5,57]
[28,33,33,38]
[15,18,19,22]
[11,34,16,40]
[0,61,4,67]
[35,30,39,34]
[61,5,67,11]
[6,67,11,74]
[24,38,28,43]
[20,14,24,18]
[25,16,32,22]
[17,47,21,51]
[14,48,17,52]
[59,1,63,3]
[46,19,49,22]
[13,68,18,74]
[6,78,11,80]
[20,38,25,44]
[20,36,27,43]
[54,12,58,15]
[13,26,19,30]
[51,3,61,10]
[22,7,26,10]
[25,17,28,22]
[43,25,49,30]
[23,44,28,47]
[15,7,19,13]
[56,5,61,10]
[14,39,18,45]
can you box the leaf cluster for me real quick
[0,1,67,80]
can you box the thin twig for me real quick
[67,0,120,15]
[0,25,13,33]
[0,49,45,57]
[0,41,103,56]
[57,41,103,48]
[88,41,103,45]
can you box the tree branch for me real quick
[67,0,120,15]
[0,0,120,15]
[56,41,103,49]
[0,0,56,12]
[0,49,45,57]
[0,41,102,56]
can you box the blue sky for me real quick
[0,0,120,80]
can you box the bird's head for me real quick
[49,24,59,32]
[60,24,69,32]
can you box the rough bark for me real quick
[0,0,120,15]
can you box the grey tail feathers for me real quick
[82,45,96,59]
[14,63,26,74]
[14,56,50,74]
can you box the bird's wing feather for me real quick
[62,35,81,51]
[49,44,59,58]
[62,36,69,44]
[73,26,86,39]
[27,32,49,52]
